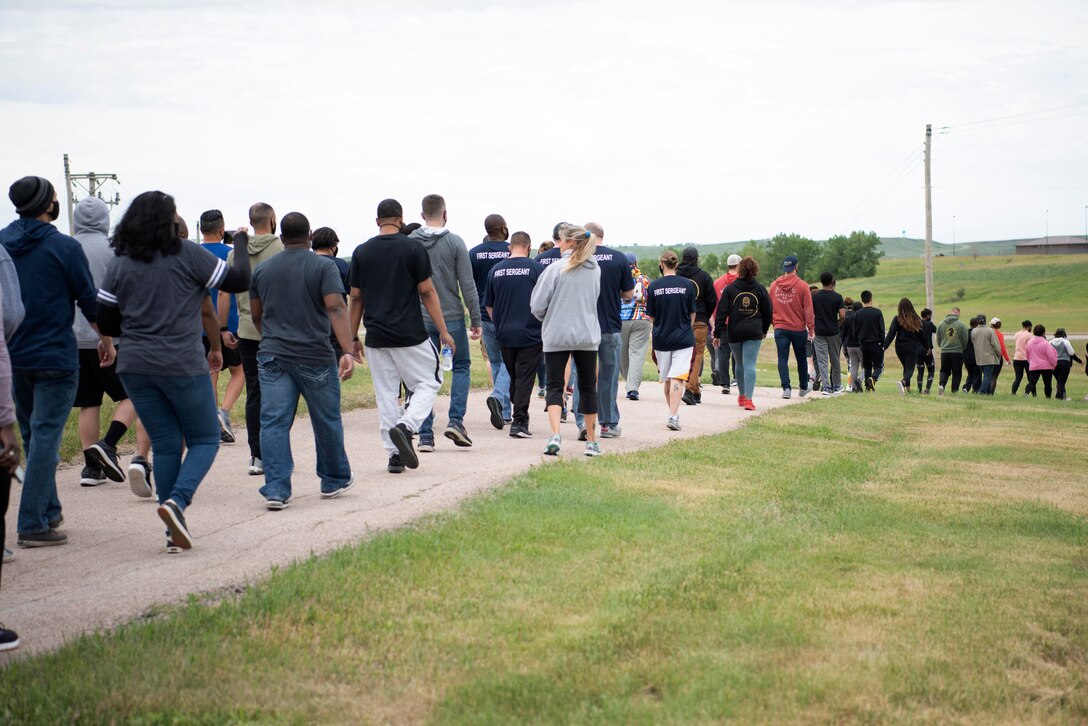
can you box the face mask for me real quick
[47,200,60,221]
[659,265,664,276]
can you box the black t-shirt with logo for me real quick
[483,257,544,348]
[645,276,696,351]
[468,239,510,323]
[348,233,432,348]
[593,245,635,335]
[536,247,562,267]
[812,289,845,336]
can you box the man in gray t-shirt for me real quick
[247,212,356,508]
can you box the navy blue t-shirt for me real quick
[483,257,543,348]
[468,240,510,323]
[331,256,350,295]
[536,247,562,267]
[593,245,635,335]
[645,276,696,351]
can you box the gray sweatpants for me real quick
[620,318,652,392]
[847,346,863,390]
[366,341,442,455]
[813,335,842,391]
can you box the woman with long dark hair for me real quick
[1050,328,1083,401]
[882,297,928,395]
[712,256,773,410]
[95,191,251,552]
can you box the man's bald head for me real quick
[584,221,604,242]
[484,214,508,241]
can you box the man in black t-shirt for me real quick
[811,271,845,395]
[645,251,696,431]
[348,199,455,474]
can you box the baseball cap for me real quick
[625,252,637,265]
[782,255,799,273]
[727,254,742,266]
[990,317,1001,326]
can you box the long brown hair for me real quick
[897,297,922,333]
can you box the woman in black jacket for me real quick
[883,297,929,395]
[712,257,773,411]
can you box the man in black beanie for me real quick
[1,176,114,547]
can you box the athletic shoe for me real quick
[417,435,435,453]
[390,423,420,468]
[865,378,875,392]
[822,389,834,397]
[923,389,931,395]
[79,464,107,487]
[165,539,182,555]
[937,385,945,396]
[897,381,906,395]
[157,499,192,550]
[782,388,792,399]
[743,399,757,411]
[509,425,533,438]
[799,385,812,398]
[584,441,602,457]
[128,456,154,498]
[731,379,738,387]
[486,395,505,430]
[560,406,568,423]
[627,391,639,401]
[86,440,125,482]
[738,395,747,408]
[600,425,621,439]
[248,457,264,475]
[387,454,405,474]
[711,371,720,387]
[48,514,64,530]
[17,529,68,548]
[681,391,697,406]
[578,428,588,442]
[2,548,13,564]
[0,625,20,652]
[544,434,561,456]
[537,387,545,399]
[721,385,730,395]
[321,475,356,500]
[217,409,235,444]
[265,498,289,510]
[667,416,681,431]
[443,422,473,448]
[13,466,23,484]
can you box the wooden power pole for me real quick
[62,154,122,235]
[923,124,934,311]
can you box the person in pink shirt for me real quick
[1024,324,1057,399]
[1010,319,1033,395]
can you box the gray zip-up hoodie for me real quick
[530,251,601,352]
[408,227,481,327]
[72,197,113,349]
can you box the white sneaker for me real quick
[248,457,264,475]
[666,416,681,431]
[799,385,812,397]
[782,389,792,399]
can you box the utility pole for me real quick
[924,124,934,311]
[62,154,122,235]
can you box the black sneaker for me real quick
[48,514,64,530]
[721,385,731,395]
[165,539,182,555]
[694,392,702,405]
[486,395,504,430]
[17,529,68,548]
[509,424,533,438]
[86,440,125,482]
[320,475,356,500]
[578,428,588,442]
[387,453,405,474]
[443,422,473,448]
[390,423,419,469]
[128,456,154,498]
[711,372,721,386]
[156,499,192,550]
[681,391,697,406]
[79,464,107,487]
[626,390,639,401]
[0,625,20,652]
[560,407,568,423]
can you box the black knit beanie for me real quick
[9,176,55,218]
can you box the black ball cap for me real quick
[8,176,55,217]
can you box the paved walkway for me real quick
[1,383,806,656]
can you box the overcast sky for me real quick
[2,0,1086,250]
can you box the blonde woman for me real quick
[530,224,602,457]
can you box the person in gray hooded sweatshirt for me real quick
[408,195,481,450]
[71,197,142,487]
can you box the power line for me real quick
[937,107,1088,135]
[826,144,924,237]
[937,100,1088,131]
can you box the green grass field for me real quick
[4,388,1087,723]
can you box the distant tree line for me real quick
[636,231,883,284]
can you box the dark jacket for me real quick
[676,249,718,325]
[852,306,885,345]
[842,309,860,348]
[714,277,773,343]
[883,315,928,353]
[0,218,97,370]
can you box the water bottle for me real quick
[440,344,453,372]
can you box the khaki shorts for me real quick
[655,347,693,381]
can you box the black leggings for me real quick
[895,345,919,387]
[238,337,262,459]
[1011,359,1029,394]
[1055,360,1072,400]
[1026,369,1053,399]
[545,350,597,414]
[915,351,935,391]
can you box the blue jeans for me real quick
[481,320,511,421]
[420,318,470,438]
[774,328,810,390]
[979,364,998,396]
[257,355,351,501]
[729,339,763,400]
[574,332,622,429]
[120,372,220,509]
[13,369,77,535]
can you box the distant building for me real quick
[1014,235,1088,255]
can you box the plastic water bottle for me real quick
[440,344,453,372]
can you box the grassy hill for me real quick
[837,254,1088,332]
[615,237,1025,260]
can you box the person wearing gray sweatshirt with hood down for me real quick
[407,195,481,450]
[71,197,142,488]
[530,224,602,459]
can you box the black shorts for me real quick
[75,348,128,408]
[203,336,243,368]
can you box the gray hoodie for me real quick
[408,227,480,327]
[530,251,601,352]
[0,243,24,342]
[72,197,112,348]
